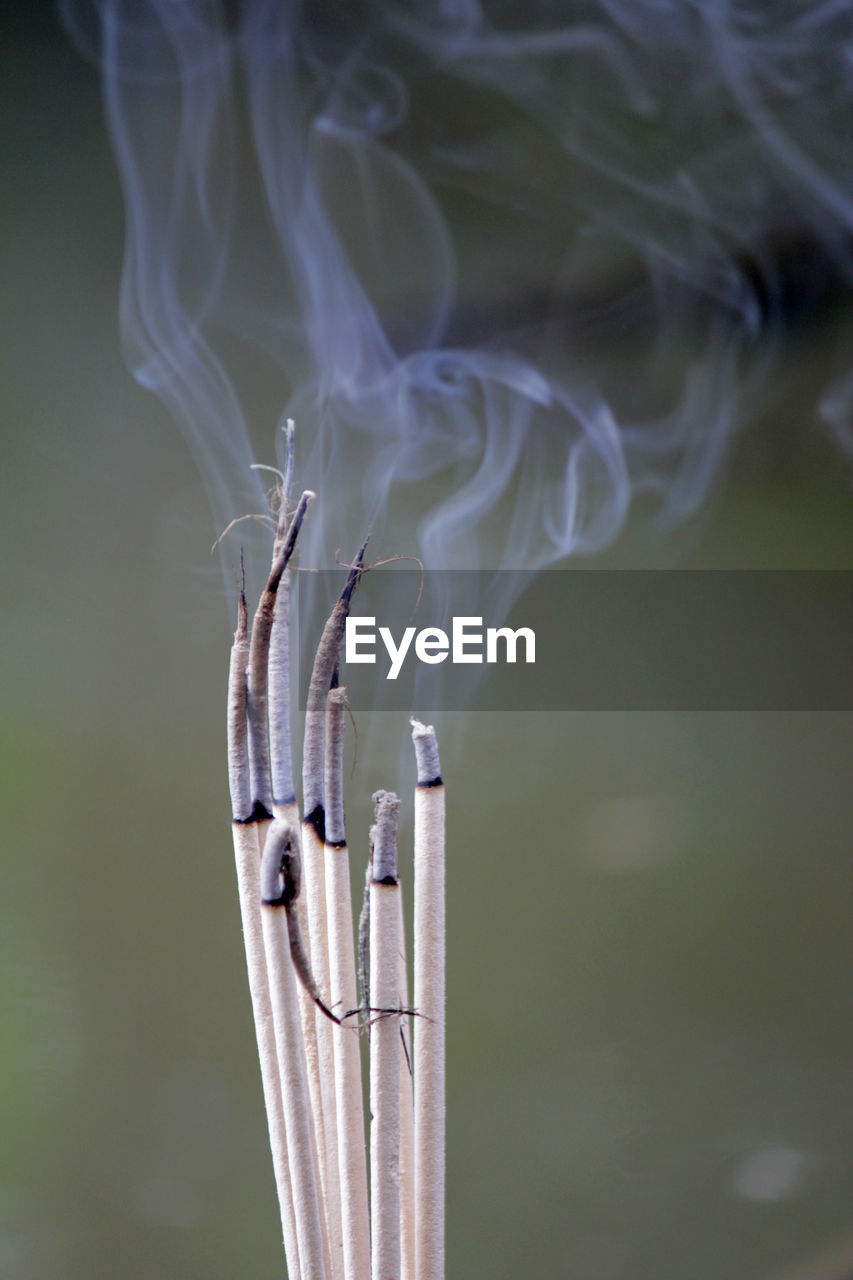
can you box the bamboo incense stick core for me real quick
[411,720,446,1280]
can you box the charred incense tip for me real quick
[341,535,369,607]
[411,719,443,788]
[371,790,400,884]
[304,804,326,844]
[233,798,274,825]
[260,820,301,907]
[236,586,248,643]
[268,488,313,593]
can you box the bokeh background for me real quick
[3,6,853,1279]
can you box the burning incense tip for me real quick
[410,719,442,789]
[372,790,401,884]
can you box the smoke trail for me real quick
[60,0,853,579]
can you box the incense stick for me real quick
[397,882,415,1280]
[261,821,332,1280]
[263,471,331,1279]
[227,591,300,1279]
[229,480,448,1280]
[411,720,446,1280]
[231,485,314,1277]
[323,687,370,1280]
[301,547,367,1280]
[369,790,403,1280]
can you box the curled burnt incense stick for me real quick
[411,719,446,1280]
[227,591,300,1279]
[369,790,403,1280]
[261,821,331,1280]
[261,819,340,1026]
[323,688,370,1280]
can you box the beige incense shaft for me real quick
[370,880,403,1280]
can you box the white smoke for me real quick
[60,0,853,583]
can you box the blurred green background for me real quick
[3,8,853,1280]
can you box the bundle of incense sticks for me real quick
[226,455,446,1280]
